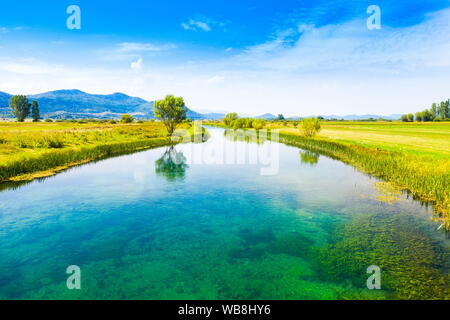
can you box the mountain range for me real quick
[0,89,401,120]
[0,89,207,120]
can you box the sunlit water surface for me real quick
[0,127,448,299]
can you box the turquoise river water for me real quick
[0,127,448,299]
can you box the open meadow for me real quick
[274,121,450,159]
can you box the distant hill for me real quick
[319,114,402,120]
[0,91,12,117]
[0,89,402,120]
[27,89,148,118]
[288,114,401,121]
[0,90,216,119]
[0,91,11,105]
[256,113,276,120]
[198,112,226,119]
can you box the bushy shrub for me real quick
[223,113,238,125]
[252,119,266,130]
[233,118,247,130]
[407,113,414,122]
[44,119,53,122]
[108,120,117,124]
[300,117,321,137]
[121,114,134,123]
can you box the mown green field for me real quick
[277,121,450,159]
[0,121,173,181]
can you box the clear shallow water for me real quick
[0,127,448,299]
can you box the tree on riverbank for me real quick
[154,95,187,135]
[300,117,321,137]
[31,101,40,122]
[407,113,414,122]
[9,95,31,122]
[223,113,238,126]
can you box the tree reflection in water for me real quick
[155,146,188,181]
[299,150,319,166]
[223,129,268,144]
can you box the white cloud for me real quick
[0,58,65,75]
[117,42,175,52]
[0,9,449,117]
[95,42,175,62]
[0,26,25,33]
[205,75,224,84]
[130,58,143,71]
[234,9,450,74]
[182,19,211,32]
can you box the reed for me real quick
[278,132,450,230]
[0,122,174,181]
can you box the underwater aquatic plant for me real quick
[315,214,450,300]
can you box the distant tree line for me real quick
[222,113,266,130]
[401,99,449,122]
[221,113,321,137]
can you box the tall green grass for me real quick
[278,133,450,230]
[0,137,171,180]
[0,123,173,181]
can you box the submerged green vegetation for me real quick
[315,213,450,299]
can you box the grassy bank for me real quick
[0,122,175,182]
[279,122,450,230]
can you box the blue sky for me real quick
[0,0,449,115]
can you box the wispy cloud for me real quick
[182,19,211,31]
[181,17,226,32]
[130,57,143,71]
[117,42,175,52]
[0,26,25,33]
[233,8,450,74]
[95,42,176,62]
[205,75,224,84]
[0,58,65,75]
